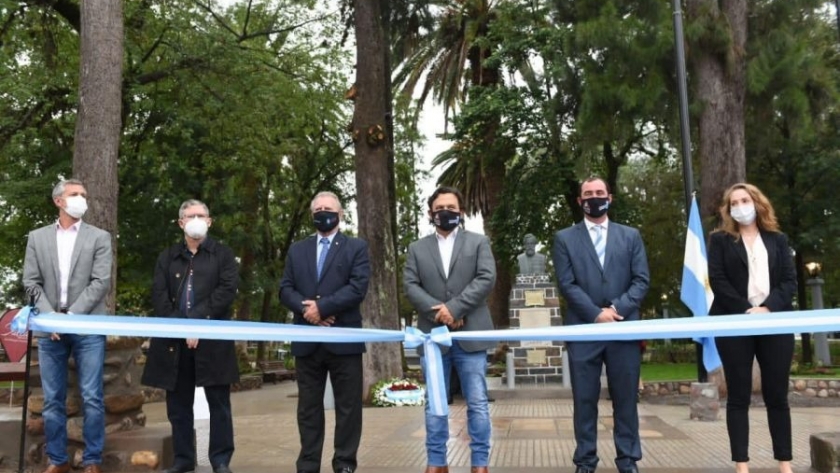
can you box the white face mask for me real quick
[730,203,756,225]
[64,196,88,219]
[184,217,209,239]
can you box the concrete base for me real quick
[810,431,840,473]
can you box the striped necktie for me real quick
[317,237,330,278]
[593,225,605,268]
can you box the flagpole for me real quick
[672,0,707,382]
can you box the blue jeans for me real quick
[422,342,491,467]
[38,335,106,466]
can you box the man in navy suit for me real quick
[552,177,650,473]
[279,191,370,473]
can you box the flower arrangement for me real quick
[370,377,426,407]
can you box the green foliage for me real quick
[743,0,840,306]
[0,0,354,317]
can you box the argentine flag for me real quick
[680,195,722,373]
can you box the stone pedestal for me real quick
[18,337,157,471]
[810,431,840,473]
[689,382,720,421]
[506,274,563,385]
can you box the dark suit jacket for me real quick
[707,230,796,315]
[403,229,496,354]
[279,231,370,357]
[552,220,649,325]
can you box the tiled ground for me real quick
[3,381,838,473]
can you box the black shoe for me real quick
[213,465,232,473]
[575,467,595,473]
[334,468,355,473]
[161,467,194,473]
[618,466,639,473]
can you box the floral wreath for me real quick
[370,377,426,407]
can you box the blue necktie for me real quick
[317,237,330,278]
[593,225,605,268]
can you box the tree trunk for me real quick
[482,160,510,328]
[353,0,402,401]
[72,0,123,314]
[686,0,748,218]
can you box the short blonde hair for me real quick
[715,183,780,238]
[310,191,343,212]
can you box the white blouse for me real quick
[745,234,771,308]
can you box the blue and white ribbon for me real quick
[12,308,840,414]
[10,306,33,335]
[404,326,452,416]
[21,313,405,343]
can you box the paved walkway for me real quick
[135,381,838,473]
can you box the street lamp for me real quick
[805,261,832,366]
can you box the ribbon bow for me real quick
[10,306,35,335]
[404,326,452,416]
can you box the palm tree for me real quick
[392,0,514,327]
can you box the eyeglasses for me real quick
[182,214,209,219]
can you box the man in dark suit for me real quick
[23,179,111,473]
[552,177,650,473]
[404,186,496,473]
[142,199,240,473]
[279,191,370,473]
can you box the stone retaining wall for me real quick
[641,378,840,398]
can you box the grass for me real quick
[640,362,840,381]
[641,363,697,381]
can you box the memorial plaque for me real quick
[526,349,547,365]
[524,290,545,307]
[519,308,552,347]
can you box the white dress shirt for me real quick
[56,220,81,307]
[746,234,771,307]
[436,227,459,279]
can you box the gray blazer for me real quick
[404,229,496,354]
[22,222,112,326]
[552,220,649,325]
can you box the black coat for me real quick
[141,237,240,390]
[707,230,796,315]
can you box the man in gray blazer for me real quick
[404,186,496,473]
[22,179,112,473]
[552,177,649,473]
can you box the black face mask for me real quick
[581,197,610,218]
[313,211,340,233]
[432,210,461,231]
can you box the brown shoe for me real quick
[83,465,102,473]
[42,464,71,473]
[424,467,449,473]
[471,468,489,473]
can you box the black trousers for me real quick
[716,333,794,462]
[295,345,363,472]
[166,345,235,469]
